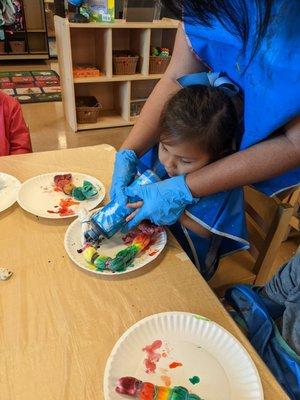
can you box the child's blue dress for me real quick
[138,146,249,280]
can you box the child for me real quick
[0,90,32,156]
[259,252,300,355]
[225,253,300,399]
[125,73,248,280]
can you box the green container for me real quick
[82,0,115,23]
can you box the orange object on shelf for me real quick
[73,65,102,78]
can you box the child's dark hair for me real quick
[159,85,238,162]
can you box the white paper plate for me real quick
[17,172,105,219]
[104,312,263,400]
[64,214,167,276]
[0,173,21,213]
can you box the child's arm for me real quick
[179,212,212,238]
[8,98,32,155]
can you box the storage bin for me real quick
[113,51,139,75]
[9,40,26,54]
[149,56,171,74]
[73,65,101,78]
[76,96,102,124]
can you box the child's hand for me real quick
[122,175,194,232]
[125,201,144,223]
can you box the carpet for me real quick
[0,70,62,104]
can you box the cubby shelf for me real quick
[55,16,179,132]
[78,111,133,131]
[0,54,49,60]
[73,73,163,84]
[27,29,46,33]
[68,20,179,29]
[0,0,49,60]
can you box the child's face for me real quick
[158,141,211,177]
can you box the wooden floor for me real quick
[22,101,131,153]
[2,60,300,283]
[0,60,131,152]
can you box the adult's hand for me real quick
[109,149,138,205]
[122,175,194,231]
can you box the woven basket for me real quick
[149,56,171,74]
[9,40,25,54]
[76,96,102,124]
[113,52,139,75]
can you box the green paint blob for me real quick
[81,181,98,199]
[72,187,86,201]
[189,376,200,385]
[108,246,139,271]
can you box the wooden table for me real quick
[0,145,288,399]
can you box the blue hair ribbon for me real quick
[177,72,239,97]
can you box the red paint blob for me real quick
[169,361,183,369]
[140,382,155,400]
[142,340,162,374]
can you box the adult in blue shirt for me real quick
[110,0,300,246]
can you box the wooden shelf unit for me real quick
[54,17,179,132]
[0,0,49,60]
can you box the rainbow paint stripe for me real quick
[115,377,203,400]
[83,234,150,272]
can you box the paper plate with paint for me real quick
[17,172,105,219]
[0,173,21,213]
[64,216,167,276]
[104,312,264,400]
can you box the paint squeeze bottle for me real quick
[84,169,159,243]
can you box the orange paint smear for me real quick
[160,375,171,387]
[132,234,151,252]
[149,249,159,257]
[47,198,79,217]
[169,361,183,369]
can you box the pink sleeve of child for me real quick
[8,97,32,155]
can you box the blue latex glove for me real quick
[123,175,194,231]
[109,149,138,204]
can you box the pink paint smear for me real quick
[142,340,162,374]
